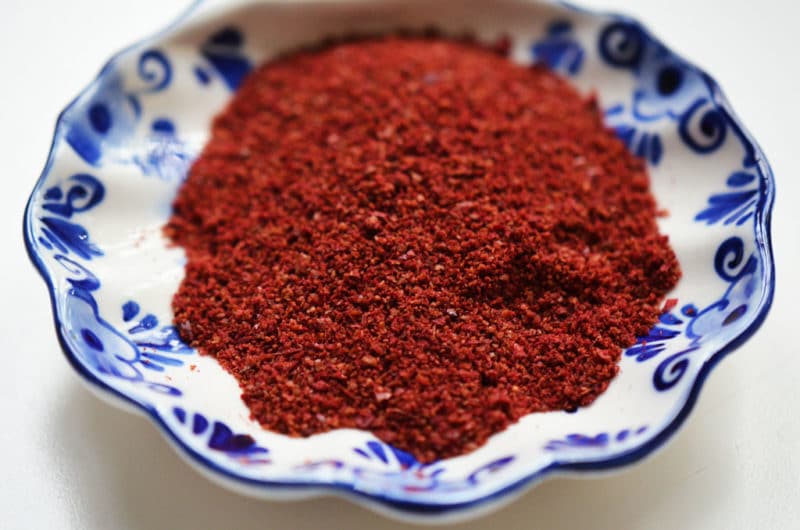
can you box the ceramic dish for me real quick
[24,0,775,523]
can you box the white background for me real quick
[2,1,798,529]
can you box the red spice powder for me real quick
[166,36,680,462]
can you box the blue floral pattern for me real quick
[25,5,774,518]
[623,236,759,391]
[583,21,735,166]
[530,18,769,394]
[65,48,193,183]
[296,440,515,494]
[695,171,759,226]
[33,170,191,396]
[122,300,194,372]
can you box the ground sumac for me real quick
[166,36,681,463]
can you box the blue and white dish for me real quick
[24,0,775,523]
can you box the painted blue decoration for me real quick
[43,187,62,201]
[62,286,170,389]
[173,408,270,461]
[298,439,512,494]
[41,173,105,218]
[695,189,758,226]
[598,21,645,69]
[466,457,516,485]
[66,121,103,165]
[81,328,104,351]
[727,171,755,187]
[88,103,112,134]
[648,238,759,391]
[119,299,193,371]
[625,326,682,362]
[209,422,268,454]
[128,314,159,334]
[194,65,211,85]
[545,427,647,451]
[53,254,100,291]
[132,119,191,181]
[678,98,728,154]
[531,20,585,75]
[200,27,252,90]
[355,440,419,469]
[66,48,174,167]
[623,235,760,392]
[137,50,172,92]
[122,301,140,322]
[151,118,175,134]
[653,347,697,391]
[714,237,758,281]
[594,20,746,165]
[610,124,664,165]
[141,352,183,370]
[40,217,102,260]
[38,173,105,260]
[695,169,760,226]
[193,413,208,435]
[366,440,389,464]
[32,170,191,392]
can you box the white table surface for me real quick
[2,1,798,528]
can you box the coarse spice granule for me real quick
[165,36,681,463]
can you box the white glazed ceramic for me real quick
[24,0,774,523]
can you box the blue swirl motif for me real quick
[544,426,648,452]
[624,237,759,391]
[591,17,769,393]
[294,440,514,494]
[593,18,764,392]
[653,237,758,390]
[194,27,253,90]
[65,48,190,180]
[172,407,270,463]
[596,21,752,166]
[531,20,585,75]
[36,175,190,396]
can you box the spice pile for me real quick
[166,36,680,462]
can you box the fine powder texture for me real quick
[166,37,681,463]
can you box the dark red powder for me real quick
[166,36,680,462]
